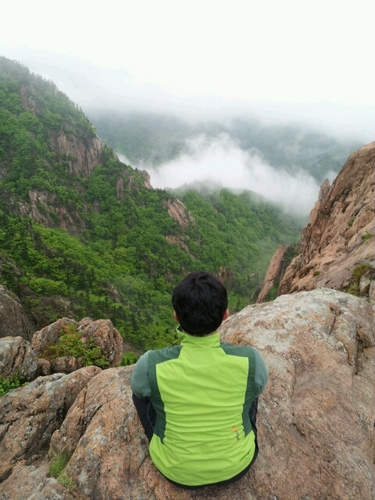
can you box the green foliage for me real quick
[58,471,76,490]
[48,449,76,489]
[42,323,109,367]
[176,189,303,306]
[0,56,305,353]
[0,375,23,396]
[120,352,139,366]
[49,449,71,478]
[353,262,374,277]
[344,262,374,297]
[362,232,373,242]
[265,281,280,302]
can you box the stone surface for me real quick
[309,178,331,226]
[32,317,123,370]
[279,142,375,296]
[31,318,77,356]
[0,336,38,381]
[37,358,51,376]
[220,289,375,500]
[163,198,195,228]
[257,245,289,303]
[0,464,49,500]
[0,366,101,482]
[0,463,90,500]
[50,356,82,374]
[79,319,123,367]
[0,284,33,340]
[43,289,375,500]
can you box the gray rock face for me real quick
[0,289,374,500]
[0,366,101,482]
[0,336,38,381]
[0,285,33,340]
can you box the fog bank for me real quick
[120,135,324,215]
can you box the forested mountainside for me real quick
[87,108,361,182]
[0,56,302,350]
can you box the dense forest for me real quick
[0,56,304,352]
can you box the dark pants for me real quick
[132,393,259,489]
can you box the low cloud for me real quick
[129,134,322,215]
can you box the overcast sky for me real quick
[1,1,374,125]
[1,0,373,213]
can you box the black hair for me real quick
[172,271,228,336]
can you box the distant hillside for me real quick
[87,108,361,183]
[0,56,303,350]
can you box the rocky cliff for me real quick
[0,288,374,500]
[258,142,375,301]
[256,245,291,303]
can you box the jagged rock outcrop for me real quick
[0,336,38,381]
[52,132,103,177]
[0,366,101,482]
[31,318,77,356]
[279,142,375,295]
[1,289,374,499]
[163,198,195,228]
[309,178,331,225]
[78,318,123,367]
[0,285,33,340]
[135,168,153,189]
[16,190,87,232]
[31,317,123,372]
[256,245,290,303]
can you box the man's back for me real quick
[131,331,268,486]
[131,270,268,488]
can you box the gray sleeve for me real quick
[130,351,151,398]
[252,347,269,395]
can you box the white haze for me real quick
[119,135,323,214]
[1,0,374,215]
[2,50,373,143]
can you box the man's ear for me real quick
[173,311,179,322]
[223,309,229,321]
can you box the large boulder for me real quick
[0,336,38,381]
[0,366,101,482]
[31,318,76,356]
[220,288,375,500]
[1,289,374,499]
[0,285,33,340]
[31,317,123,371]
[78,318,123,368]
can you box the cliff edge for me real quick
[279,141,375,295]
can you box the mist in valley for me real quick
[118,134,326,215]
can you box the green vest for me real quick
[131,331,267,486]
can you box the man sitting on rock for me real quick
[131,270,268,488]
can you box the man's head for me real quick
[172,271,228,336]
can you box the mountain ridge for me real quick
[0,56,302,348]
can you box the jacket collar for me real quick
[176,327,220,348]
